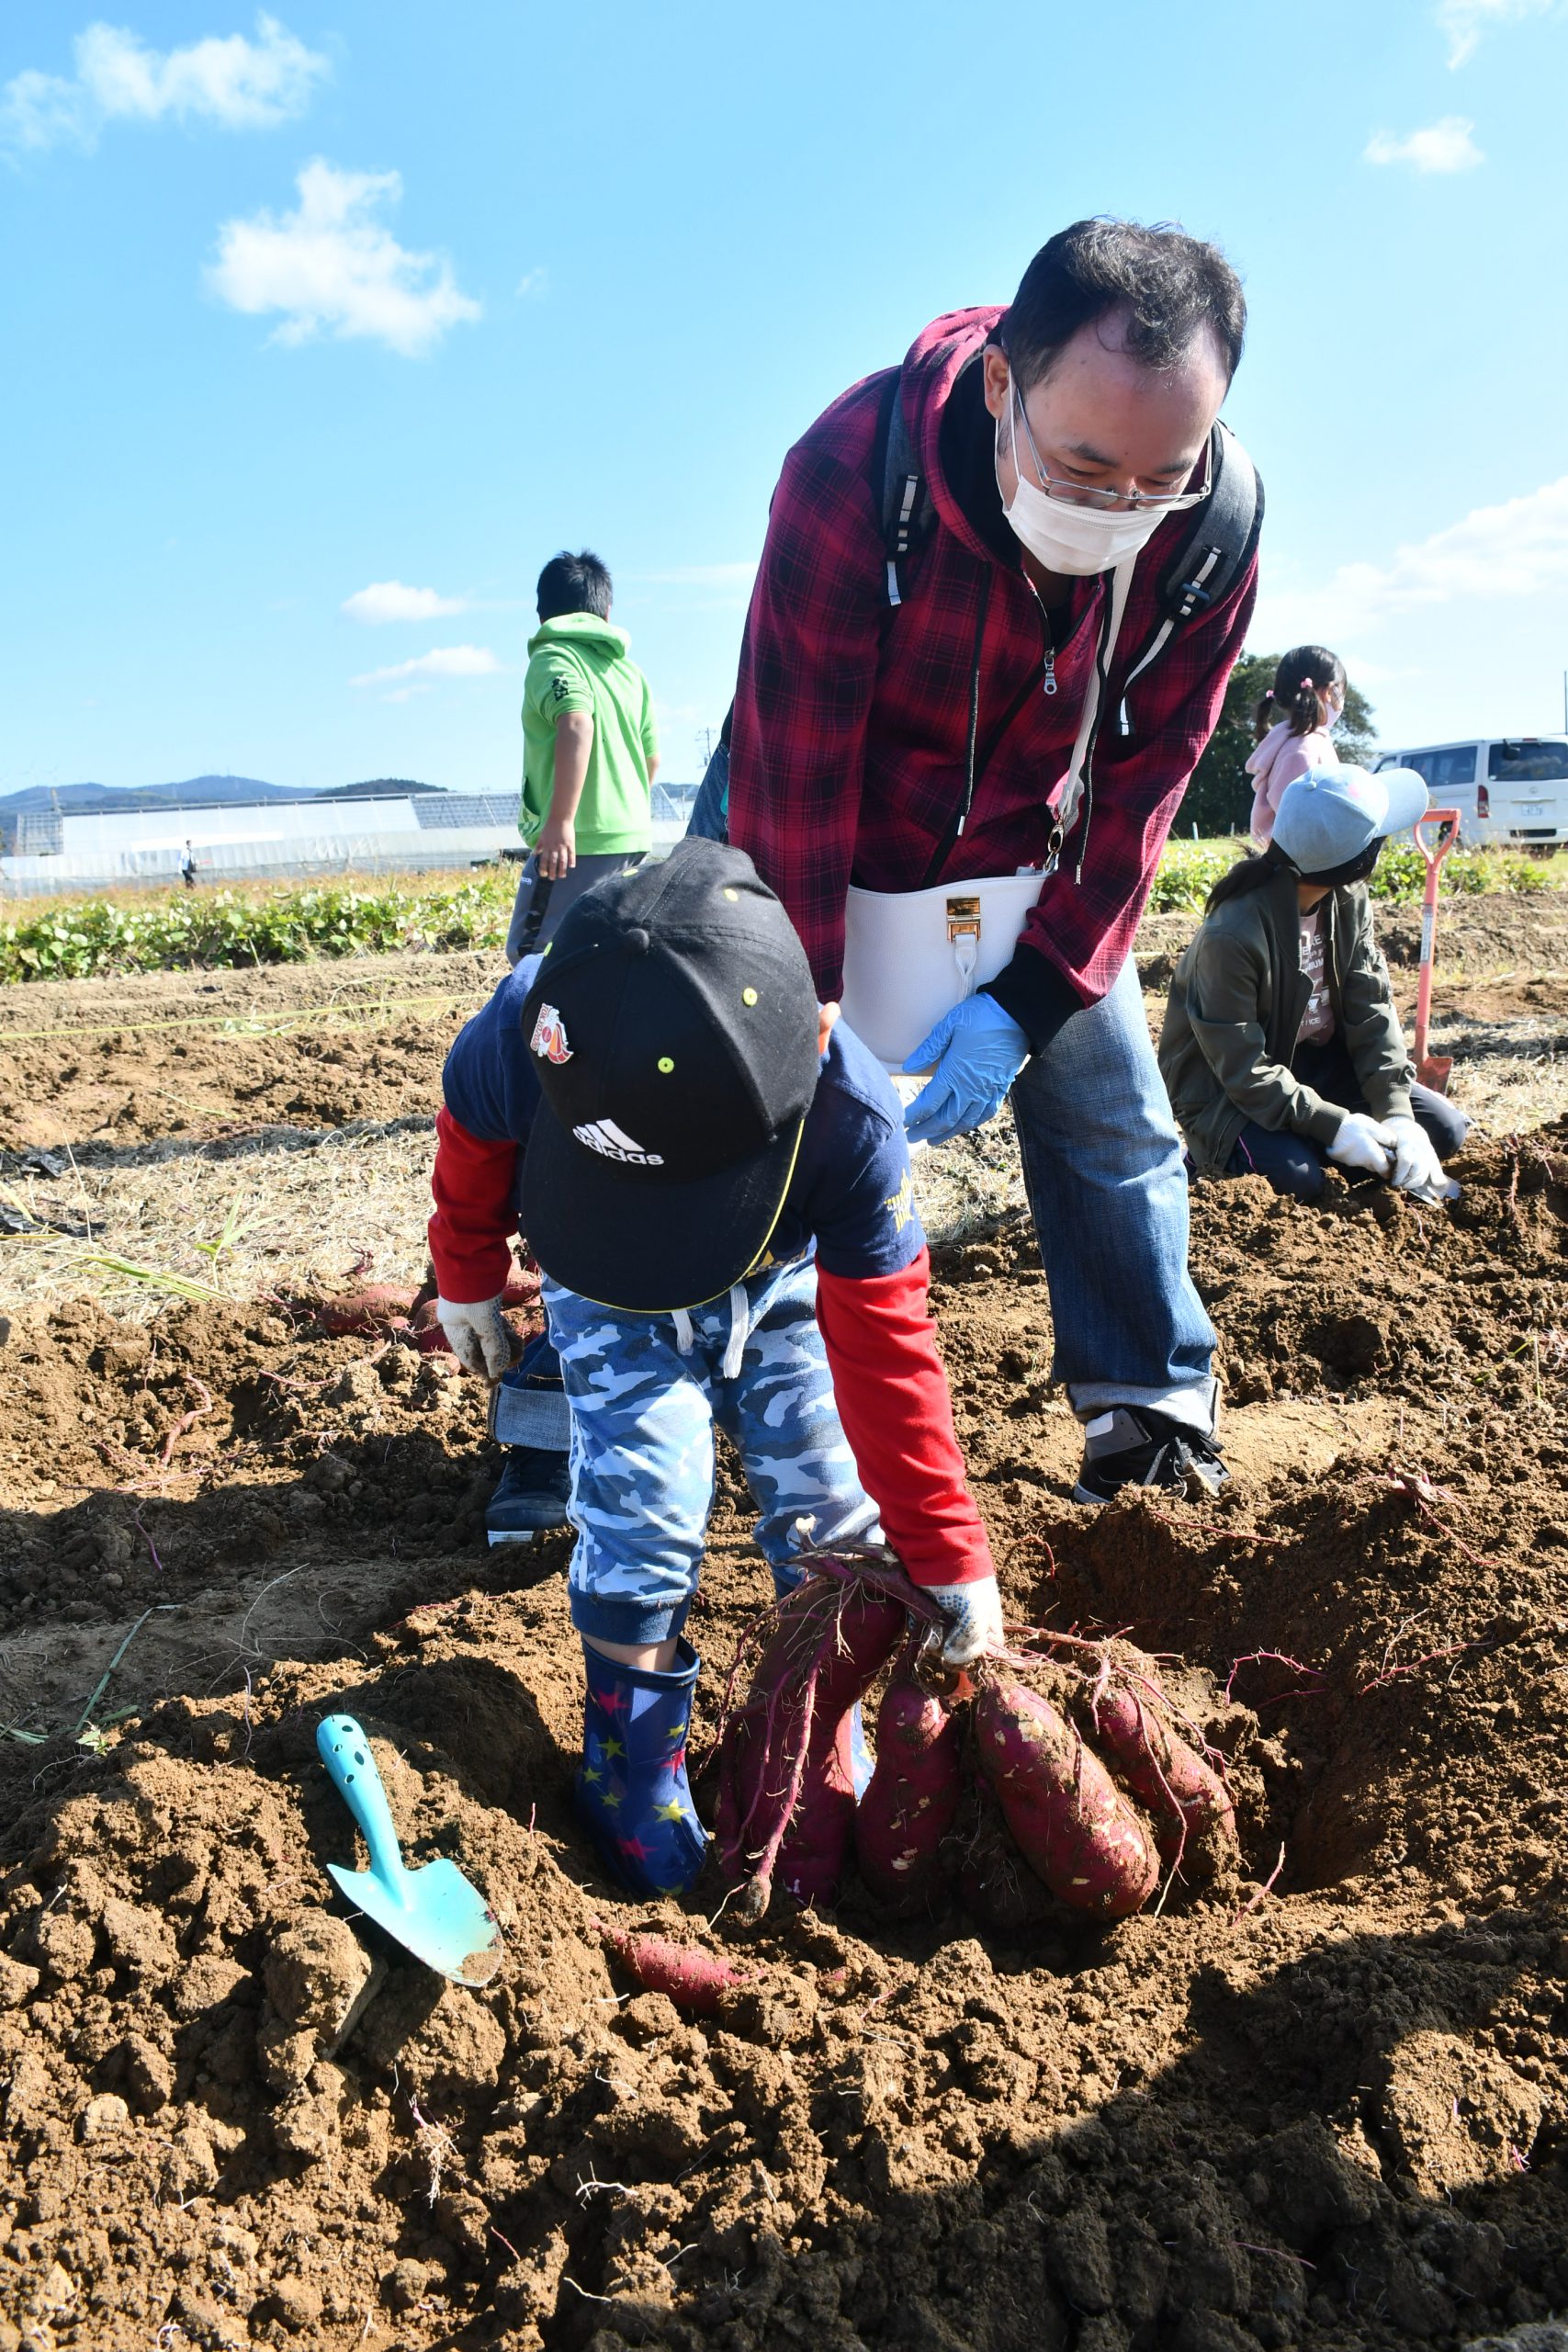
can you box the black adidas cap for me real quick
[518,839,822,1312]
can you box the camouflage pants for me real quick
[542,1258,881,1646]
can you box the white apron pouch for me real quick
[839,552,1141,1073]
[840,870,1047,1071]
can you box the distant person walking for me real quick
[180,841,197,889]
[504,550,660,967]
[1247,646,1347,849]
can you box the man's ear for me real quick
[817,1000,841,1057]
[981,345,1012,421]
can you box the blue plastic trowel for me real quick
[316,1714,502,1987]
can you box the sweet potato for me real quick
[1089,1677,1237,1870]
[854,1663,961,1916]
[315,1283,418,1336]
[598,1924,745,2018]
[975,1671,1158,1921]
[715,1581,906,1918]
[410,1298,451,1354]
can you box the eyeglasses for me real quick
[1011,382,1213,514]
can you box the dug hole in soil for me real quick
[2,1129,1568,2349]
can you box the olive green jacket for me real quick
[1158,868,1415,1174]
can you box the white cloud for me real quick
[2,13,327,152]
[343,579,467,625]
[514,266,549,299]
[209,160,481,356]
[350,644,501,688]
[1253,477,1568,647]
[1438,0,1555,67]
[1364,116,1483,171]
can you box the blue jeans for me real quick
[1225,1037,1470,1203]
[688,752,1213,1433]
[685,740,730,842]
[544,1257,881,1646]
[1011,956,1217,1436]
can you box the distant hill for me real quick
[0,775,442,817]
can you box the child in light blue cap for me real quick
[1159,765,1468,1205]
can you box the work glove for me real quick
[435,1295,518,1381]
[1381,1114,1447,1197]
[903,996,1030,1148]
[1325,1111,1393,1178]
[920,1574,1006,1668]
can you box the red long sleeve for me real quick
[815,1247,994,1589]
[427,1107,519,1303]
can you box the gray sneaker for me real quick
[1072,1408,1228,1507]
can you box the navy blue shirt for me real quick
[442,962,924,1283]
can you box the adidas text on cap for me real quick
[519,838,822,1312]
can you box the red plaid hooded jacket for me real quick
[728,307,1258,1049]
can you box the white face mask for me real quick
[996,384,1170,575]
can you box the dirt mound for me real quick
[0,1133,1566,2346]
[1,1568,1564,2352]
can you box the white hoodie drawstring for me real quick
[721,1284,749,1381]
[671,1288,750,1377]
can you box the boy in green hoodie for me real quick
[504,548,660,967]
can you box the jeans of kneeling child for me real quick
[1224,1036,1471,1203]
[544,1255,882,1649]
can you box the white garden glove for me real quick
[921,1575,1005,1668]
[1325,1112,1393,1179]
[1381,1114,1447,1197]
[435,1295,517,1381]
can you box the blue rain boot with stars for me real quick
[576,1637,706,1897]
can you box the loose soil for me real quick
[3,920,1568,2350]
[0,952,494,1151]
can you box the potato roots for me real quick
[710,1564,1238,1932]
[311,1265,540,1352]
[955,1774,1057,1937]
[714,1581,905,1920]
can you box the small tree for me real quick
[1180,651,1378,836]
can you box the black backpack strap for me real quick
[871,366,935,608]
[1114,423,1263,729]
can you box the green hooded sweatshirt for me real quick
[520,612,658,855]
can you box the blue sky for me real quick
[4,0,1566,797]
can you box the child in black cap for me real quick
[428,838,998,1895]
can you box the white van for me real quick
[1372,736,1568,851]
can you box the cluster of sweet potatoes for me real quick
[710,1562,1238,1927]
[302,1262,541,1355]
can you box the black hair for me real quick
[1253,644,1347,746]
[998,218,1247,393]
[536,548,613,623]
[1204,841,1292,913]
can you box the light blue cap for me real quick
[1272,763,1430,876]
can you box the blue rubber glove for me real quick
[903,995,1031,1147]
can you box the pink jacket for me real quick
[1247,719,1338,846]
